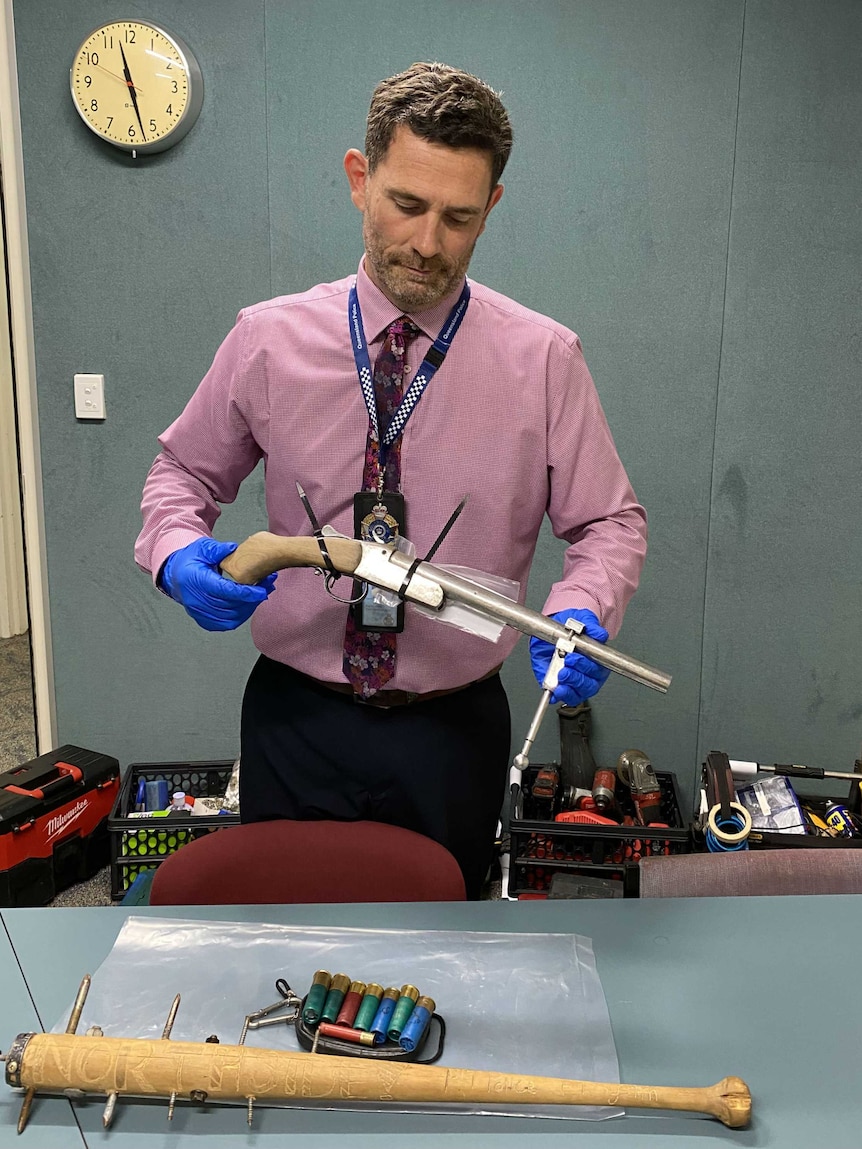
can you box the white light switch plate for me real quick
[74,373,105,419]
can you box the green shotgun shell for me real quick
[386,984,420,1042]
[302,970,332,1026]
[353,983,384,1031]
[319,973,351,1024]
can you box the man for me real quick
[135,62,647,899]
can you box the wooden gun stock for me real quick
[220,532,361,584]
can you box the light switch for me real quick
[74,373,106,419]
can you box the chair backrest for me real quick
[639,848,862,898]
[149,819,466,905]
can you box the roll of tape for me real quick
[707,802,752,845]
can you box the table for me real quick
[0,917,85,1145]
[2,896,860,1147]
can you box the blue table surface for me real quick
[2,896,860,1148]
[0,917,85,1146]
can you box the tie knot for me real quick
[390,316,420,341]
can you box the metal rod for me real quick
[103,1091,118,1128]
[65,975,91,1035]
[17,1088,36,1133]
[161,995,181,1040]
[247,1013,296,1030]
[386,550,671,693]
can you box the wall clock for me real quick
[70,20,203,155]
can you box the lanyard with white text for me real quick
[348,280,471,452]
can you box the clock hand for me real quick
[118,41,147,142]
[93,62,144,95]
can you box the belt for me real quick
[314,665,502,709]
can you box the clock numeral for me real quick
[84,75,92,88]
[166,61,172,69]
[125,29,136,44]
[149,119,157,132]
[90,99,98,112]
[165,104,173,115]
[85,51,99,65]
[101,35,113,49]
[171,81,178,94]
[106,116,113,128]
[128,125,136,138]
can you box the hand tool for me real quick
[729,760,862,783]
[616,749,664,825]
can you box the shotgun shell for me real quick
[387,985,420,1043]
[398,996,436,1053]
[319,973,351,1024]
[369,987,401,1044]
[335,981,367,1027]
[318,1022,376,1046]
[301,970,332,1026]
[353,983,384,1032]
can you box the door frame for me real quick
[0,0,57,750]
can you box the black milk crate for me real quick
[508,767,691,899]
[696,759,862,850]
[746,781,862,849]
[108,759,239,900]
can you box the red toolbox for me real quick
[0,744,120,906]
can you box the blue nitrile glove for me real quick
[529,608,611,706]
[160,537,277,632]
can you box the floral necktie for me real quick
[342,317,419,696]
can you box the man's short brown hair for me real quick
[365,61,513,188]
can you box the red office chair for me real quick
[639,848,862,898]
[149,819,466,905]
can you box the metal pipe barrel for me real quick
[387,551,671,694]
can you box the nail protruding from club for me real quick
[102,1091,118,1129]
[161,995,181,1040]
[17,1087,36,1133]
[66,975,92,1034]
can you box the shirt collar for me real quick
[355,258,467,342]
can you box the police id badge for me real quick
[350,491,406,632]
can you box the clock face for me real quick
[70,21,203,153]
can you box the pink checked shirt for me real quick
[135,261,647,693]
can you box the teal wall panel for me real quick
[11,1,861,812]
[701,0,862,777]
[15,2,271,762]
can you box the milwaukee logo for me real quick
[45,799,90,843]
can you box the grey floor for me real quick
[0,632,113,906]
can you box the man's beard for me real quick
[363,218,474,312]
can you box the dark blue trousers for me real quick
[239,656,511,899]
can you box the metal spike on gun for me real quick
[220,529,672,696]
[2,973,752,1131]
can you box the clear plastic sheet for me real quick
[319,526,520,642]
[413,565,521,641]
[52,916,622,1121]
